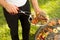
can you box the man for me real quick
[0,0,46,40]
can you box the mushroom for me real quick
[53,29,58,33]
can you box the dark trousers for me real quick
[3,0,31,40]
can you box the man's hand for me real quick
[4,3,19,15]
[31,0,47,21]
[36,9,47,20]
[0,0,19,15]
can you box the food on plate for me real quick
[48,20,56,26]
[58,20,60,24]
[31,12,48,25]
[53,29,58,33]
[57,27,60,30]
[48,28,53,32]
[31,17,39,24]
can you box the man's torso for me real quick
[6,0,27,7]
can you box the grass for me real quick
[0,0,60,40]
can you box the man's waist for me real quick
[6,0,27,7]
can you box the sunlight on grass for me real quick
[40,0,60,18]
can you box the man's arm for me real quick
[0,0,19,14]
[31,0,48,20]
[31,0,41,14]
[0,0,8,8]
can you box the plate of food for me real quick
[19,10,49,26]
[35,19,60,40]
[30,11,49,26]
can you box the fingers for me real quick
[15,5,19,10]
[10,6,19,15]
[12,7,18,14]
[36,11,47,19]
[6,4,19,15]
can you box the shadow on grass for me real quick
[0,6,7,27]
[29,33,35,40]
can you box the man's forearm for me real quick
[0,0,8,8]
[31,0,40,11]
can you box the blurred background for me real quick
[0,0,60,40]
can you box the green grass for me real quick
[0,0,60,40]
